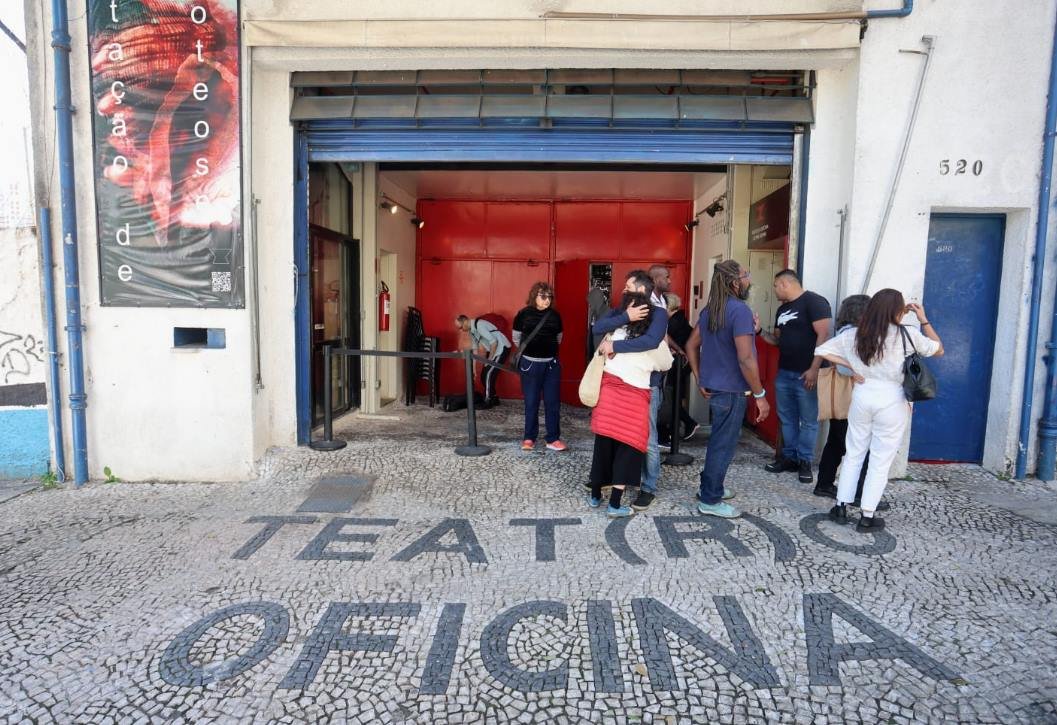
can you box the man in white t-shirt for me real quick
[456,314,511,408]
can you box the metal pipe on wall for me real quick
[543,1,913,22]
[835,205,848,305]
[38,208,66,482]
[795,89,812,276]
[1019,8,1057,480]
[50,0,89,486]
[866,0,914,20]
[859,35,936,294]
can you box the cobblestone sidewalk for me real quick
[1,403,1056,724]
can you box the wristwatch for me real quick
[753,389,767,399]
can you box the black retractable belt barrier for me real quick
[308,346,494,456]
[455,349,491,457]
[309,344,348,451]
[663,355,694,466]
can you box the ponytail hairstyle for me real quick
[854,289,906,365]
[705,259,744,333]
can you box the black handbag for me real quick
[899,325,937,402]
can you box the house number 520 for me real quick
[940,159,983,176]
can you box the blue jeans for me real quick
[519,358,561,443]
[641,386,662,494]
[699,392,748,505]
[775,368,820,463]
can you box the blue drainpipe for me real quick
[50,0,89,486]
[867,0,913,19]
[39,208,66,483]
[1025,9,1057,481]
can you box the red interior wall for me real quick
[416,199,692,402]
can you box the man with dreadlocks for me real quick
[685,260,771,518]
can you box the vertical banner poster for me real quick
[87,0,244,307]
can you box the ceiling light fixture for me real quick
[380,195,419,218]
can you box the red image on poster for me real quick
[88,0,243,307]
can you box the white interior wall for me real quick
[688,175,729,424]
[376,174,419,405]
[689,175,730,324]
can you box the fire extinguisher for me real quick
[378,281,391,331]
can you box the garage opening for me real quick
[293,69,809,445]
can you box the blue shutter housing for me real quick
[303,121,795,165]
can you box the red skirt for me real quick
[590,372,652,452]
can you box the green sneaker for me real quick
[697,501,741,519]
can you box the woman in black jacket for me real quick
[513,282,566,451]
[658,293,699,447]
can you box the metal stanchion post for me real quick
[663,355,693,466]
[309,344,348,451]
[455,349,491,456]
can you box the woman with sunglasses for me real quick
[513,282,567,451]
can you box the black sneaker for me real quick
[631,491,656,511]
[798,461,813,484]
[856,515,886,532]
[828,503,848,525]
[813,483,838,499]
[765,458,798,474]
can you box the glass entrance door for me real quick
[310,224,360,426]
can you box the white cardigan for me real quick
[603,328,674,389]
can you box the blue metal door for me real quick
[909,214,1005,462]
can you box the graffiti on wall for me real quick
[0,330,45,384]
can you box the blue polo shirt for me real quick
[697,297,756,394]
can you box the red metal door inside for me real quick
[554,260,592,403]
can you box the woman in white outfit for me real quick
[814,289,943,532]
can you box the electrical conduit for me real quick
[38,208,66,482]
[50,0,89,486]
[1020,7,1057,480]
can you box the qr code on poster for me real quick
[211,271,232,292]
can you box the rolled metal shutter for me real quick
[292,69,810,165]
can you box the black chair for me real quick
[403,307,439,406]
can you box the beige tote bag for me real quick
[578,335,610,407]
[817,366,854,421]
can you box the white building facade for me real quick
[17,0,1057,482]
